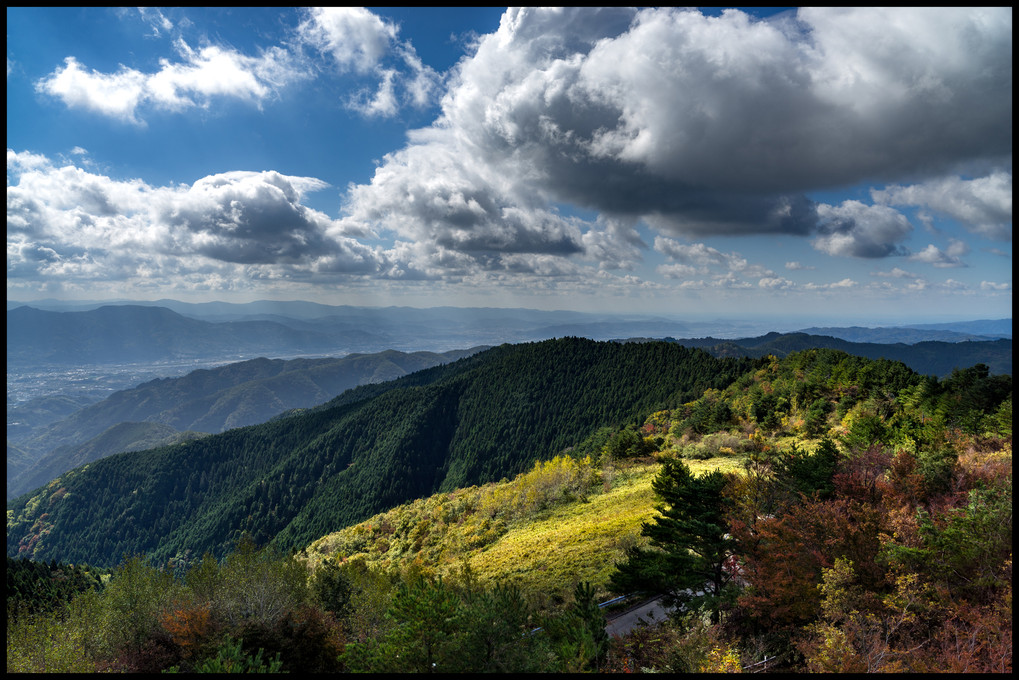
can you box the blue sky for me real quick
[6,7,1012,323]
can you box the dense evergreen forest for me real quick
[7,557,107,619]
[7,340,1010,673]
[7,338,759,568]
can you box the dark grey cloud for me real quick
[342,7,1011,263]
[812,201,913,258]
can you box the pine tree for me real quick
[610,458,733,622]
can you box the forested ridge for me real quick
[7,348,480,500]
[7,338,759,568]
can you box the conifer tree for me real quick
[610,458,733,622]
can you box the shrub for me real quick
[190,636,283,674]
[236,605,345,673]
[6,606,98,673]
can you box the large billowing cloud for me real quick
[7,150,387,290]
[341,7,1011,266]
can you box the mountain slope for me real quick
[9,422,209,499]
[6,339,761,567]
[7,348,481,499]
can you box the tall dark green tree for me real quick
[610,458,733,622]
[771,437,841,503]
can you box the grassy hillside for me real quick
[305,454,746,607]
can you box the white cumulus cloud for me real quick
[812,201,913,258]
[872,171,1012,241]
[297,7,441,117]
[36,40,307,125]
[340,6,1010,271]
[7,151,387,289]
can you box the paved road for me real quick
[605,596,674,638]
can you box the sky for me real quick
[6,7,1012,323]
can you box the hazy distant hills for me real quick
[665,332,1011,378]
[6,300,716,356]
[6,394,98,440]
[6,304,388,367]
[6,442,34,488]
[903,318,1012,337]
[8,301,1011,366]
[6,348,481,499]
[797,322,1010,344]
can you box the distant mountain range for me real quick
[662,332,1011,378]
[6,304,384,367]
[7,300,779,363]
[901,318,1012,336]
[8,301,1011,366]
[797,322,1010,344]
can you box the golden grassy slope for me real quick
[304,453,748,606]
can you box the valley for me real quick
[8,357,268,420]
